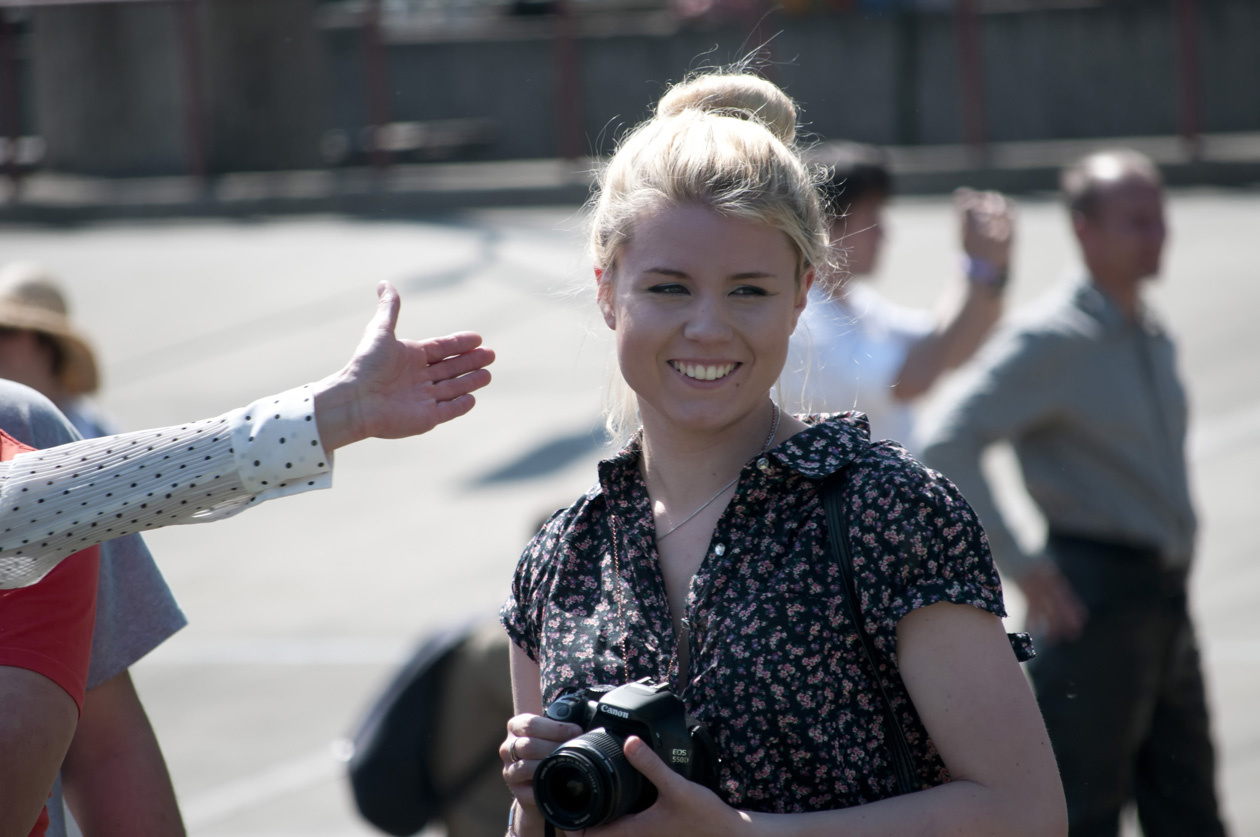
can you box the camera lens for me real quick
[534,730,645,829]
[546,762,593,813]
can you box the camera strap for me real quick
[821,471,919,797]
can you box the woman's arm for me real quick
[60,670,185,836]
[501,641,583,837]
[0,667,79,837]
[588,602,1065,837]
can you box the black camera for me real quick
[532,678,718,830]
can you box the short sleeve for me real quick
[501,537,545,663]
[87,532,186,688]
[500,510,568,663]
[846,444,1007,638]
[898,469,1006,623]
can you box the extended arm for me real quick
[895,188,1013,400]
[59,670,185,836]
[0,282,493,589]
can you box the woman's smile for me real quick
[668,360,739,382]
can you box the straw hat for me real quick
[0,262,99,395]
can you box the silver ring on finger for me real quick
[510,736,523,763]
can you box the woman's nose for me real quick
[682,296,733,342]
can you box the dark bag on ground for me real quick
[346,619,498,836]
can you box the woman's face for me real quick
[598,202,811,438]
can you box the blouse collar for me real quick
[593,411,873,498]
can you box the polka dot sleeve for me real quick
[229,384,333,505]
[0,385,333,589]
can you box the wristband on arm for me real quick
[963,254,1009,289]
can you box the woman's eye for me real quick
[649,283,688,295]
[732,285,770,297]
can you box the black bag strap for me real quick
[822,472,919,796]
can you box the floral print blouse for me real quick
[501,413,1014,813]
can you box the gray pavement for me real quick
[2,186,1258,835]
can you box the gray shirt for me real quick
[919,279,1196,580]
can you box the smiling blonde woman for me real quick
[497,68,1066,837]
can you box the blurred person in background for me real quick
[0,263,114,438]
[0,262,187,837]
[780,142,1014,451]
[920,150,1228,836]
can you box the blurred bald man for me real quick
[920,150,1227,836]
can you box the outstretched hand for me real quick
[587,737,741,837]
[314,282,494,451]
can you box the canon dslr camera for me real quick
[532,678,717,830]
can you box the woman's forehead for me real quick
[620,204,795,262]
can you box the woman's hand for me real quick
[587,736,743,837]
[314,281,495,451]
[501,712,584,827]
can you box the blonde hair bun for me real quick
[656,72,798,146]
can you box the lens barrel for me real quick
[533,730,644,829]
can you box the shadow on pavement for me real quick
[468,423,608,485]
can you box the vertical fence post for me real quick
[552,0,582,160]
[175,0,208,182]
[0,11,20,192]
[1174,0,1202,159]
[361,0,392,170]
[954,0,987,163]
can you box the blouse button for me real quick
[756,457,770,471]
[713,543,726,556]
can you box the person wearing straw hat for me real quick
[0,262,111,438]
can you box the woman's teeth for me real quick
[671,361,736,381]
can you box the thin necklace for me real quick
[655,402,781,541]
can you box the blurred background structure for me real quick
[0,0,1256,215]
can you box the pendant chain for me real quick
[655,402,781,541]
[615,401,782,686]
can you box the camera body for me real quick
[533,678,717,830]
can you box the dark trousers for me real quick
[1028,534,1227,837]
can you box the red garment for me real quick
[0,428,100,837]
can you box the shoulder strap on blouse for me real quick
[821,468,919,796]
[821,468,1035,798]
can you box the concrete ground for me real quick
[2,185,1257,835]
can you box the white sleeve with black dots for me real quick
[0,385,333,589]
[230,384,333,505]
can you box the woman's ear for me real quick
[595,267,616,330]
[790,266,814,332]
